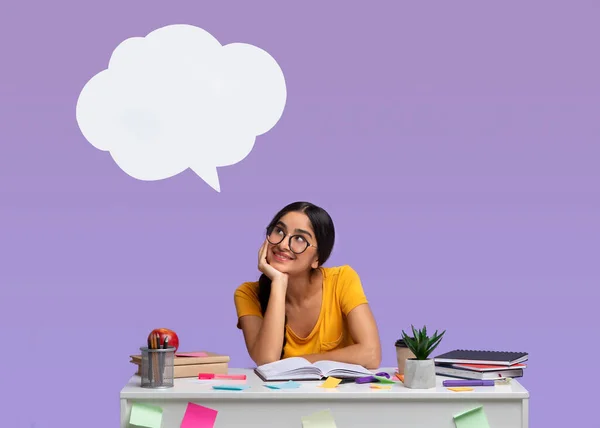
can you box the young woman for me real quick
[234,201,382,369]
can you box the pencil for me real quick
[149,334,154,385]
[151,333,159,385]
[147,336,153,384]
[155,333,162,385]
[157,333,164,385]
[161,336,168,385]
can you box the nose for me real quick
[277,235,292,252]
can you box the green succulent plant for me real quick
[401,325,446,360]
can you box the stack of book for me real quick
[130,351,230,378]
[433,349,528,380]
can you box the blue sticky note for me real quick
[264,380,301,389]
[212,384,250,391]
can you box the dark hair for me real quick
[257,201,335,359]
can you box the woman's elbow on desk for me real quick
[250,347,281,367]
[308,343,381,369]
[364,344,382,370]
[253,356,279,367]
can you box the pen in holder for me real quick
[140,346,175,389]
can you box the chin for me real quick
[266,258,293,275]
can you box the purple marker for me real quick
[355,376,377,384]
[355,372,391,384]
[443,379,495,387]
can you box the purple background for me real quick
[2,1,598,427]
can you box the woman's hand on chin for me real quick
[258,239,289,284]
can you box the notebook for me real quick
[254,357,373,381]
[435,365,524,380]
[450,363,527,372]
[434,349,528,366]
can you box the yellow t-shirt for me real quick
[233,265,369,359]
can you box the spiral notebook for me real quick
[433,349,528,366]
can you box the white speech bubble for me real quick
[75,24,287,192]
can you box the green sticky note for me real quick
[129,402,163,428]
[374,375,395,384]
[453,405,490,428]
[301,409,337,427]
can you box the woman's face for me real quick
[265,211,319,275]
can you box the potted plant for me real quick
[400,325,446,389]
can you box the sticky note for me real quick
[129,402,163,428]
[181,402,218,428]
[453,405,491,428]
[318,377,341,388]
[374,375,395,384]
[370,384,391,389]
[264,380,301,389]
[448,387,474,392]
[176,352,208,357]
[212,384,250,391]
[301,409,337,427]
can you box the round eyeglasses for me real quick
[266,226,317,254]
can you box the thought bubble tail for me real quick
[192,165,221,192]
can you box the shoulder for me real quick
[322,265,363,292]
[234,281,260,299]
[233,280,262,327]
[322,265,361,282]
[322,265,368,314]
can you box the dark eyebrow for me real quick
[294,228,313,239]
[276,221,313,239]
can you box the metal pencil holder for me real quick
[140,346,175,389]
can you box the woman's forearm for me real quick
[250,279,287,365]
[302,343,382,369]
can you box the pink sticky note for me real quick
[176,352,208,357]
[181,402,217,428]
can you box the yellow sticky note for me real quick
[370,384,391,389]
[448,387,474,392]
[301,409,337,427]
[319,377,341,388]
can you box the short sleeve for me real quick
[336,265,369,316]
[233,282,263,329]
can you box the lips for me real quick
[272,250,294,262]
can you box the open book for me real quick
[254,357,373,381]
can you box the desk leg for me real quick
[120,399,129,428]
[522,398,529,428]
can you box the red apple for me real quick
[148,328,179,352]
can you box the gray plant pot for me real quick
[403,358,436,389]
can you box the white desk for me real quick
[120,368,529,427]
